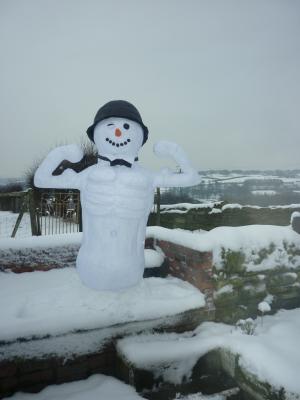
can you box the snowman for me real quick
[34,100,200,291]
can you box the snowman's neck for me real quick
[97,154,138,167]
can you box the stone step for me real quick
[0,306,209,398]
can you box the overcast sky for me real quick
[0,0,299,178]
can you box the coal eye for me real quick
[107,123,114,126]
[123,123,130,130]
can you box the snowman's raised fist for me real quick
[153,140,181,158]
[52,144,83,163]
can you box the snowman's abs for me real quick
[76,166,154,291]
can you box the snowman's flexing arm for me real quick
[34,144,85,189]
[153,141,200,188]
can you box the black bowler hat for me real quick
[86,100,149,145]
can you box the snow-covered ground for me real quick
[118,308,300,396]
[4,374,238,400]
[0,211,31,238]
[200,172,300,186]
[0,268,205,344]
[4,374,143,400]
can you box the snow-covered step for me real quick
[2,374,145,400]
[0,269,207,397]
[116,309,300,400]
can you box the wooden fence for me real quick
[0,189,40,237]
[0,188,161,238]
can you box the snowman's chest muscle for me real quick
[81,166,154,218]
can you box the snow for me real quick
[201,173,300,185]
[159,202,300,213]
[258,301,271,313]
[144,249,164,268]
[0,232,82,250]
[208,208,222,214]
[175,388,239,400]
[0,268,205,344]
[4,374,143,400]
[1,222,299,275]
[3,375,239,400]
[222,203,243,210]
[0,211,32,238]
[214,285,233,299]
[291,211,300,223]
[251,190,277,195]
[117,308,300,395]
[161,202,221,211]
[34,118,199,291]
[146,225,300,271]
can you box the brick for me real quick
[0,376,18,393]
[86,353,107,373]
[11,266,33,273]
[21,382,48,394]
[18,369,54,387]
[18,359,51,374]
[56,363,88,384]
[144,238,154,248]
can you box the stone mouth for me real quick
[105,137,131,148]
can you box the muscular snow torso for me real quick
[77,162,155,291]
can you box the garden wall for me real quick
[146,225,300,324]
[148,203,300,231]
[2,228,300,324]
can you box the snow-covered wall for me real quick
[148,202,300,231]
[1,225,300,323]
[146,225,300,322]
[0,233,81,272]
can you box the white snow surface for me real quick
[291,211,300,223]
[146,225,300,271]
[251,190,277,195]
[144,249,165,268]
[258,301,271,313]
[0,211,32,238]
[159,202,300,212]
[0,232,82,249]
[4,374,143,400]
[0,268,205,343]
[161,202,221,211]
[118,308,300,395]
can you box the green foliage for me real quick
[254,242,276,265]
[221,248,246,276]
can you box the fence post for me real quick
[28,188,41,236]
[156,187,161,226]
[78,194,83,232]
[11,194,27,238]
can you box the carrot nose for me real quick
[115,128,122,137]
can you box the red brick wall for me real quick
[146,238,215,313]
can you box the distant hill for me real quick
[0,178,26,189]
